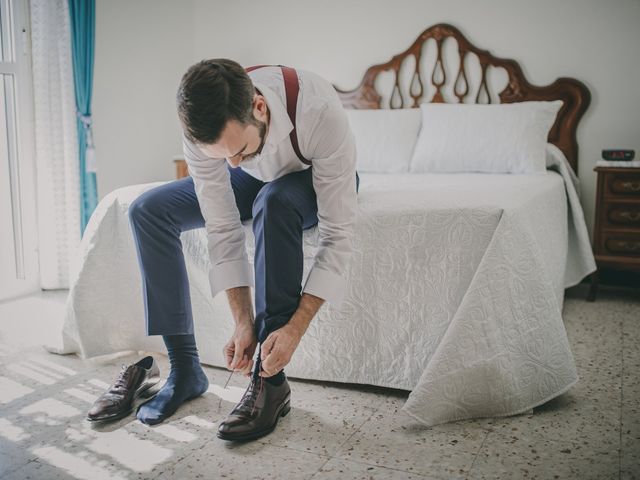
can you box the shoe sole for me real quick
[216,400,291,442]
[86,383,161,423]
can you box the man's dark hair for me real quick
[176,58,256,145]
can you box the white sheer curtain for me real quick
[30,0,81,289]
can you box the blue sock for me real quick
[264,369,285,386]
[254,352,286,386]
[136,334,209,425]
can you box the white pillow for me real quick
[409,100,563,174]
[345,108,422,173]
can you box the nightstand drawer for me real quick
[603,202,640,228]
[590,165,640,301]
[605,172,640,197]
[600,232,640,257]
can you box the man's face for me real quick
[199,93,269,168]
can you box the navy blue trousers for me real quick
[128,165,360,344]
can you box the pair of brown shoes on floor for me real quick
[87,355,291,442]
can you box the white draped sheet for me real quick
[51,144,596,426]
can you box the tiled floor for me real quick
[0,284,638,480]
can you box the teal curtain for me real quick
[69,0,97,235]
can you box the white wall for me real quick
[93,0,194,196]
[94,0,640,239]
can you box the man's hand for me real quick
[223,321,258,377]
[259,324,303,377]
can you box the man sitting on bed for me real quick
[126,59,359,441]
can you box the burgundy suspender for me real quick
[245,65,311,166]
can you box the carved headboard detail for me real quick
[333,23,590,174]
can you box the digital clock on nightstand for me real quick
[602,149,635,161]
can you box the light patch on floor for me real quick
[7,363,57,385]
[66,425,174,472]
[208,383,246,403]
[0,418,30,441]
[148,423,198,443]
[87,378,110,389]
[79,382,103,393]
[31,445,129,480]
[64,387,98,403]
[182,414,217,428]
[21,360,67,379]
[0,376,34,403]
[27,356,77,376]
[19,397,81,419]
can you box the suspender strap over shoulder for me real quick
[245,64,311,165]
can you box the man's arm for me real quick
[183,133,258,374]
[226,286,254,326]
[182,133,255,301]
[259,101,358,377]
[287,292,325,337]
[225,288,323,342]
[300,101,358,308]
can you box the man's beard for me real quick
[246,116,267,160]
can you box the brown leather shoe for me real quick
[87,355,161,422]
[216,374,291,442]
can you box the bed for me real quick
[52,23,597,427]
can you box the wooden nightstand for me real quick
[174,158,188,179]
[588,166,640,301]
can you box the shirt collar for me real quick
[253,80,293,156]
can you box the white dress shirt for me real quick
[182,66,358,308]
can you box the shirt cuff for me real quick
[209,259,254,299]
[302,265,347,308]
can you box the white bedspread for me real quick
[52,144,596,426]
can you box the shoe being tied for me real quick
[87,355,161,422]
[216,373,291,442]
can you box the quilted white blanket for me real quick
[52,144,596,426]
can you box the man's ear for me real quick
[253,94,268,121]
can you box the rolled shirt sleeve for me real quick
[301,102,358,308]
[182,133,254,298]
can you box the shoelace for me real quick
[217,367,266,416]
[247,375,265,417]
[217,346,266,415]
[112,363,133,391]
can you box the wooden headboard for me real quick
[333,23,590,174]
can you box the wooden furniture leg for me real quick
[587,270,599,302]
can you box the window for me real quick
[0,0,39,301]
